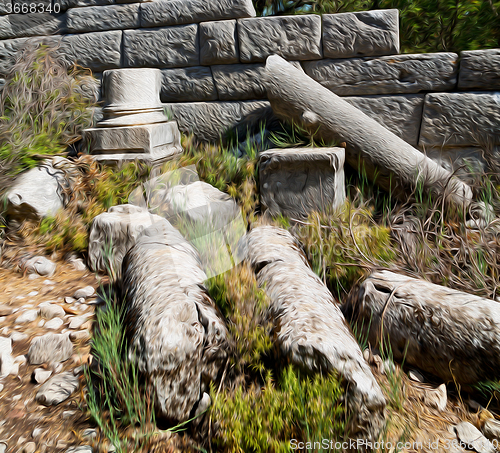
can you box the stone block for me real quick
[160,66,217,102]
[259,147,346,218]
[140,0,255,28]
[66,4,140,33]
[59,30,121,72]
[303,53,458,96]
[0,13,64,39]
[123,25,199,68]
[0,37,28,77]
[212,63,267,100]
[0,0,11,14]
[83,121,183,165]
[238,15,322,63]
[458,49,500,90]
[164,100,275,142]
[343,94,424,146]
[57,0,113,11]
[200,19,238,65]
[88,204,165,277]
[13,0,50,8]
[323,9,399,59]
[419,92,500,147]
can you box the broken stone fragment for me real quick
[27,333,73,365]
[35,372,79,406]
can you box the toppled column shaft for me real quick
[264,55,473,208]
[246,226,386,441]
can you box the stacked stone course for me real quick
[0,1,499,174]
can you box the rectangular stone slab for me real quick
[458,50,500,90]
[419,92,500,147]
[199,19,238,65]
[0,13,64,39]
[238,15,322,63]
[160,67,217,102]
[66,4,140,33]
[123,25,199,68]
[59,30,122,71]
[0,37,28,76]
[259,147,346,218]
[212,63,267,101]
[343,94,424,146]
[140,0,255,28]
[83,121,183,165]
[57,0,113,11]
[303,53,458,96]
[323,9,399,59]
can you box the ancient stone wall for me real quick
[0,1,499,172]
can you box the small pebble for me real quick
[22,442,36,453]
[44,317,64,330]
[14,355,27,366]
[68,316,87,330]
[28,274,40,280]
[65,297,76,304]
[70,330,91,342]
[33,368,52,385]
[32,428,44,439]
[38,320,45,328]
[0,384,4,392]
[0,317,5,324]
[0,443,6,453]
[39,304,65,320]
[43,280,55,285]
[15,309,39,324]
[10,332,28,343]
[27,291,39,297]
[74,286,95,299]
[62,410,76,419]
[82,428,97,440]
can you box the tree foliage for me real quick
[253,0,500,53]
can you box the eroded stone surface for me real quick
[344,94,424,146]
[140,0,255,28]
[0,13,63,40]
[27,333,73,365]
[419,92,500,147]
[160,67,217,102]
[323,9,399,59]
[36,372,79,406]
[458,49,500,90]
[66,4,139,33]
[303,53,458,96]
[212,63,267,100]
[259,147,346,218]
[200,19,238,65]
[238,15,322,63]
[123,25,198,68]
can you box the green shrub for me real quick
[211,366,346,453]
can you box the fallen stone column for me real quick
[342,271,500,385]
[264,55,473,208]
[246,225,386,441]
[121,220,229,421]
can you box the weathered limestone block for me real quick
[200,20,238,65]
[140,0,255,28]
[88,204,164,278]
[59,31,121,72]
[0,37,28,76]
[419,92,500,147]
[458,49,500,90]
[303,53,458,96]
[323,9,399,59]
[123,25,199,68]
[238,15,322,63]
[164,100,275,141]
[246,226,386,440]
[265,56,472,207]
[0,0,11,14]
[259,147,346,218]
[344,94,425,146]
[5,160,66,225]
[13,0,50,8]
[66,4,140,33]
[36,372,79,406]
[0,13,64,40]
[160,67,217,102]
[57,0,113,11]
[84,68,183,164]
[122,220,229,421]
[343,271,500,385]
[28,333,73,365]
[212,63,267,100]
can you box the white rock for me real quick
[0,318,4,324]
[38,320,45,328]
[28,274,40,280]
[0,337,14,377]
[21,441,36,453]
[14,355,27,366]
[27,333,74,365]
[21,256,57,277]
[74,286,95,299]
[64,297,76,304]
[0,443,6,453]
[483,418,500,441]
[455,422,495,453]
[27,291,39,297]
[32,427,44,438]
[33,368,53,385]
[68,316,87,330]
[36,372,79,406]
[43,280,55,285]
[409,369,425,382]
[39,304,65,320]
[44,318,64,330]
[0,383,3,392]
[69,330,91,342]
[15,309,39,324]
[69,257,87,272]
[66,446,93,453]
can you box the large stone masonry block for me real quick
[343,94,424,146]
[164,100,274,141]
[200,19,238,65]
[458,49,500,90]
[419,92,500,147]
[259,147,346,218]
[212,63,267,101]
[13,0,50,8]
[140,0,255,28]
[303,53,458,96]
[59,30,121,72]
[0,13,64,40]
[123,25,199,68]
[0,37,27,76]
[323,9,399,59]
[66,4,140,33]
[57,0,113,11]
[161,67,217,102]
[238,15,322,63]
